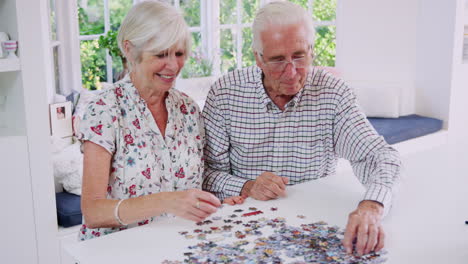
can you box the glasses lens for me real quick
[293,58,308,68]
[270,61,286,72]
[266,57,309,72]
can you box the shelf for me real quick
[0,57,21,72]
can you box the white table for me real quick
[64,144,468,263]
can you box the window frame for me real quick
[50,0,338,97]
[77,0,135,85]
[47,0,82,100]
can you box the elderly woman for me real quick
[78,1,242,241]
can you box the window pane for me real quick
[242,27,255,67]
[180,0,200,27]
[313,0,337,21]
[220,29,236,73]
[80,39,107,90]
[53,46,61,93]
[50,0,57,41]
[242,0,258,24]
[220,0,237,25]
[313,26,336,67]
[181,32,212,78]
[288,0,308,9]
[109,0,132,31]
[112,52,125,82]
[78,0,105,35]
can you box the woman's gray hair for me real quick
[117,1,191,67]
[252,1,315,53]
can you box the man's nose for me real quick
[282,61,297,79]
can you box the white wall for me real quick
[336,0,419,116]
[336,0,462,128]
[0,137,38,263]
[414,0,458,127]
[448,0,468,144]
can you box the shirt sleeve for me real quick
[202,84,250,200]
[333,83,401,216]
[78,96,116,155]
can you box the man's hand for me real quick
[343,200,385,256]
[241,172,289,200]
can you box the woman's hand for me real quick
[223,195,247,205]
[164,189,221,222]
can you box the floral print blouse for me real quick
[77,76,205,241]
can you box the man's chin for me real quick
[281,84,302,95]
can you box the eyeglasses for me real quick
[260,50,312,73]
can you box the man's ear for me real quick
[309,45,315,62]
[254,51,262,68]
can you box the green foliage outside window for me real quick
[78,2,104,35]
[78,0,131,90]
[181,33,213,78]
[313,0,337,21]
[80,40,106,90]
[242,0,258,23]
[242,28,255,68]
[79,0,337,89]
[314,26,336,67]
[180,0,200,27]
[288,0,309,8]
[180,1,208,78]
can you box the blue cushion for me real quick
[56,192,82,227]
[368,114,443,145]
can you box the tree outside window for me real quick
[78,0,337,90]
[78,0,132,90]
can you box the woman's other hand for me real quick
[223,195,247,205]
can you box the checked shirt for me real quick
[202,66,401,212]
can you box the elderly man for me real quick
[202,1,401,256]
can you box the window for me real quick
[49,0,62,95]
[173,0,206,78]
[279,0,337,66]
[47,0,84,98]
[218,0,259,73]
[76,0,337,89]
[78,0,133,90]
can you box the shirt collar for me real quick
[117,74,176,136]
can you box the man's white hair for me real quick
[117,1,191,66]
[252,1,315,53]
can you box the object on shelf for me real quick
[0,32,9,58]
[2,40,17,59]
[0,57,20,72]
